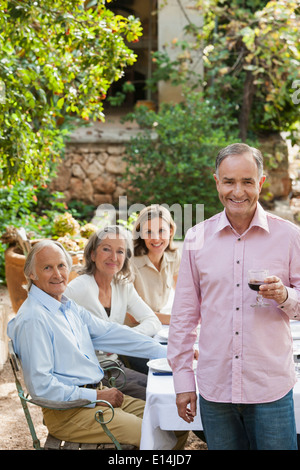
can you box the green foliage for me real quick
[117,212,138,231]
[122,90,241,224]
[107,80,136,106]
[202,0,300,140]
[67,199,96,222]
[0,0,142,184]
[150,0,300,143]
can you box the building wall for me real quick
[106,1,203,106]
[157,0,203,103]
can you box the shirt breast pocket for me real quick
[261,261,287,285]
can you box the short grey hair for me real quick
[24,239,72,290]
[215,143,264,178]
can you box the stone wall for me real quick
[50,123,142,207]
[51,142,127,206]
[50,125,293,213]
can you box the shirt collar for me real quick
[215,203,270,236]
[134,251,172,269]
[29,284,71,314]
[133,254,151,269]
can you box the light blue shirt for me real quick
[7,285,167,405]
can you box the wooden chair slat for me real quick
[79,443,100,450]
[61,441,81,450]
[44,435,63,450]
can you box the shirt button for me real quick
[237,260,240,264]
[235,355,239,359]
[235,331,239,335]
[236,307,239,310]
[236,283,240,287]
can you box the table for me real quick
[140,321,300,450]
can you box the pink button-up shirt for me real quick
[168,203,300,404]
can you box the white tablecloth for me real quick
[141,320,300,450]
[140,370,200,450]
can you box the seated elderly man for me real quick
[7,239,167,448]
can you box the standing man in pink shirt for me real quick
[168,143,300,450]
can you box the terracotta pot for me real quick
[5,245,28,313]
[5,242,81,313]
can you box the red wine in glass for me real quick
[248,282,263,291]
[248,269,270,307]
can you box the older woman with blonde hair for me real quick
[65,225,162,398]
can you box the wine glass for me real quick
[248,269,270,308]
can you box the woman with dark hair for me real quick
[65,225,162,398]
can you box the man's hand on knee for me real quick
[96,387,124,408]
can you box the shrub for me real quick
[0,1,142,184]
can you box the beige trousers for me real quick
[42,386,188,449]
[43,393,145,448]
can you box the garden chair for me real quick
[8,340,135,450]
